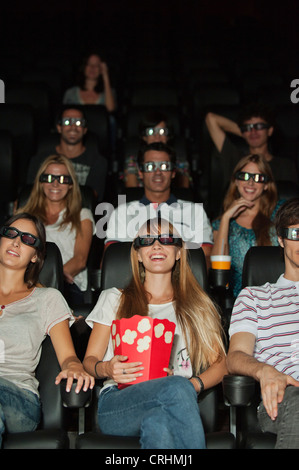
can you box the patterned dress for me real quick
[212,200,285,297]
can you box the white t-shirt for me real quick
[0,287,74,396]
[230,274,299,380]
[45,208,95,291]
[86,288,193,390]
[103,198,213,249]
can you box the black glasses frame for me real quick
[0,226,41,248]
[280,227,299,241]
[61,117,86,127]
[143,127,169,137]
[134,235,182,249]
[39,174,73,185]
[235,171,269,183]
[139,161,174,173]
[240,122,270,133]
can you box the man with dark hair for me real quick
[104,142,213,264]
[227,197,299,448]
[26,106,107,202]
[205,103,298,189]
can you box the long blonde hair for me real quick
[116,218,226,374]
[223,154,277,246]
[17,154,82,232]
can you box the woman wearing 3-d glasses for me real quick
[16,154,95,307]
[211,153,285,298]
[0,212,94,447]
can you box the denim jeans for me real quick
[98,375,206,449]
[0,377,41,448]
[258,385,299,449]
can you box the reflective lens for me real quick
[0,226,41,247]
[281,227,299,241]
[134,235,182,248]
[61,117,86,127]
[139,161,174,173]
[235,171,268,183]
[144,127,169,137]
[40,174,73,184]
[240,122,270,133]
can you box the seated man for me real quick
[227,197,299,448]
[205,103,298,194]
[101,142,213,266]
[26,106,108,202]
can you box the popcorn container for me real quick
[111,315,176,388]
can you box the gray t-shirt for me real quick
[0,287,73,396]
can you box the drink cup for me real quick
[211,255,231,270]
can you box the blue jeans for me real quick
[258,385,299,449]
[98,375,206,449]
[0,377,41,448]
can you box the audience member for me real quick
[104,142,213,265]
[123,110,190,188]
[18,155,94,307]
[211,154,284,297]
[205,103,298,197]
[227,197,299,449]
[26,106,107,202]
[63,52,116,112]
[0,212,94,447]
[83,217,226,449]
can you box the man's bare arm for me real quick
[205,112,242,153]
[227,332,299,420]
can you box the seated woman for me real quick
[211,154,284,298]
[0,213,94,447]
[123,110,191,189]
[83,217,227,449]
[17,154,95,307]
[63,52,116,112]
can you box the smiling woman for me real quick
[0,212,94,447]
[16,154,95,307]
[211,153,284,297]
[83,217,227,449]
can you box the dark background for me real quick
[1,1,298,80]
[0,0,298,219]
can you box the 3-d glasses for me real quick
[0,226,41,248]
[39,174,73,184]
[61,117,86,127]
[134,234,182,248]
[143,127,169,137]
[280,227,299,241]
[240,122,270,133]
[235,171,268,183]
[139,161,174,173]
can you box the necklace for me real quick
[0,304,5,316]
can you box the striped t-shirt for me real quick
[229,275,299,380]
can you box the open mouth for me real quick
[7,249,20,257]
[150,254,166,260]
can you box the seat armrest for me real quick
[60,379,92,408]
[222,375,256,407]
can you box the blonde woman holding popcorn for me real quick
[83,217,226,449]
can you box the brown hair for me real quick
[275,197,299,237]
[116,218,226,374]
[223,154,277,246]
[1,212,46,288]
